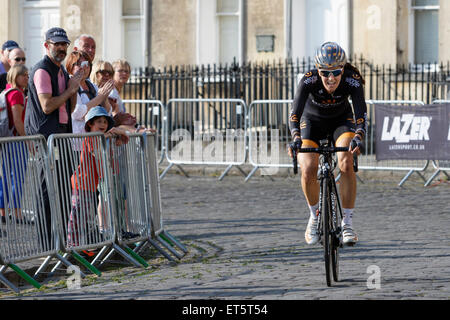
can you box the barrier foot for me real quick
[0,271,20,293]
[91,245,111,267]
[356,173,364,184]
[71,250,102,277]
[122,244,149,268]
[111,243,143,268]
[175,164,189,178]
[147,238,177,262]
[236,165,249,177]
[34,255,53,278]
[133,241,147,254]
[157,235,184,260]
[398,170,414,187]
[55,253,87,278]
[49,252,69,275]
[245,166,259,182]
[424,170,441,187]
[7,264,41,289]
[37,253,86,279]
[219,165,233,181]
[162,231,188,254]
[159,163,174,180]
[97,246,117,268]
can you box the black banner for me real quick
[375,103,450,160]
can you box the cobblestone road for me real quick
[1,171,449,302]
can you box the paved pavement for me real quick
[1,170,449,303]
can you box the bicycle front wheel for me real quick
[330,188,341,282]
[321,179,332,287]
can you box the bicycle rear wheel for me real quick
[321,179,332,287]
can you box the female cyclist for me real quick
[288,42,367,246]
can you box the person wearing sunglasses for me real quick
[0,47,27,92]
[288,42,367,247]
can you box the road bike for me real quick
[290,137,358,286]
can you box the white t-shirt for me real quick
[72,79,99,151]
[109,87,126,113]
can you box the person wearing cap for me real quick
[67,106,128,247]
[25,27,83,138]
[0,40,19,75]
[24,27,83,241]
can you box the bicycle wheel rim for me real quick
[331,190,340,282]
[322,180,332,287]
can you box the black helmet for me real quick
[314,42,347,69]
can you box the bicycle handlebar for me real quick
[297,147,349,153]
[290,144,359,174]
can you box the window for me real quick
[197,0,243,65]
[122,0,145,69]
[216,0,241,64]
[410,0,439,64]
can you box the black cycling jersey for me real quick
[289,67,367,140]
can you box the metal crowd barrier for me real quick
[122,99,166,164]
[41,133,147,277]
[423,100,450,186]
[94,134,152,268]
[0,135,78,293]
[161,98,248,180]
[361,100,429,186]
[134,132,188,261]
[0,132,186,294]
[246,100,293,181]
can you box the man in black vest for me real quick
[26,27,83,138]
[25,27,83,246]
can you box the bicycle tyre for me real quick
[322,179,332,287]
[330,188,341,282]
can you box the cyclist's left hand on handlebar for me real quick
[349,134,363,155]
[288,138,302,158]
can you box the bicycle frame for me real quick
[290,137,356,286]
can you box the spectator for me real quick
[67,106,129,247]
[73,34,96,62]
[111,59,155,133]
[25,27,83,241]
[0,47,27,92]
[0,65,29,224]
[65,51,114,148]
[0,40,19,76]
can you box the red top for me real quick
[71,137,104,192]
[5,87,26,135]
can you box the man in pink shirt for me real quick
[25,27,83,138]
[24,27,84,243]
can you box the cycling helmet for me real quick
[314,42,347,69]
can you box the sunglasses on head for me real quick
[319,69,343,77]
[14,57,26,62]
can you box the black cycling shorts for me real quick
[300,112,356,147]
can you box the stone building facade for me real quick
[0,0,448,69]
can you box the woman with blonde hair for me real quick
[0,64,29,224]
[66,51,114,139]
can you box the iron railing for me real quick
[123,57,450,107]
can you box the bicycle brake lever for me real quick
[353,153,358,173]
[292,146,298,175]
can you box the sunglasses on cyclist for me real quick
[319,69,343,77]
[14,57,26,62]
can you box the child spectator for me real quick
[67,106,129,247]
